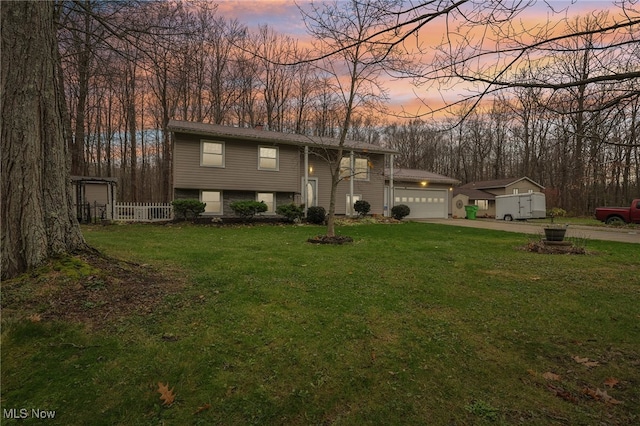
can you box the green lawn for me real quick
[529,216,638,228]
[2,222,639,425]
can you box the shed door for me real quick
[394,188,448,219]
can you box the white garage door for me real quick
[394,188,448,219]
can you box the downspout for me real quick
[304,146,309,216]
[349,150,355,217]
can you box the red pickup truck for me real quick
[594,199,640,225]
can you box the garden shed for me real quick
[452,177,544,218]
[71,176,117,222]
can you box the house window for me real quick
[340,157,369,180]
[512,188,519,194]
[475,200,489,210]
[201,191,222,214]
[201,141,224,167]
[257,192,274,213]
[258,146,278,170]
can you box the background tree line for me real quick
[59,0,638,215]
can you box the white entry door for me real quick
[304,178,318,207]
[346,194,361,216]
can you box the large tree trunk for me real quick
[1,1,87,280]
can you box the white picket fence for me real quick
[114,202,173,222]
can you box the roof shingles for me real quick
[168,120,397,155]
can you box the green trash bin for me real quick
[465,205,478,220]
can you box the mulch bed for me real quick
[522,240,587,254]
[307,235,354,245]
[1,250,184,329]
[187,216,288,225]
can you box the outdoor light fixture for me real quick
[421,181,427,187]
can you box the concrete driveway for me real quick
[415,218,640,244]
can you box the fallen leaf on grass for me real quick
[157,382,175,406]
[27,313,42,323]
[582,387,623,405]
[603,377,620,388]
[542,372,561,381]
[547,384,578,403]
[573,355,599,367]
[193,403,211,415]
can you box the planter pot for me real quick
[544,227,567,242]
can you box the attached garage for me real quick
[394,188,449,219]
[385,168,460,219]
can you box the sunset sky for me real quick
[213,0,624,118]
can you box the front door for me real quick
[304,178,318,207]
[346,194,361,216]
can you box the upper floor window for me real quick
[258,146,278,170]
[201,141,224,167]
[340,157,370,180]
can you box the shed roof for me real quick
[385,168,460,185]
[71,176,118,184]
[168,120,397,155]
[453,188,496,200]
[459,176,544,190]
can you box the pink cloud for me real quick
[214,0,307,35]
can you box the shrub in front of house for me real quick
[172,199,206,220]
[548,207,567,218]
[354,200,371,218]
[391,204,411,220]
[306,206,326,224]
[229,200,268,219]
[276,203,305,223]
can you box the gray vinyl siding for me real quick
[505,181,541,194]
[173,133,301,192]
[174,132,389,216]
[83,183,109,205]
[307,152,386,215]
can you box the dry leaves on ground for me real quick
[604,377,620,388]
[547,384,578,403]
[583,387,623,405]
[157,382,176,406]
[573,355,600,367]
[542,371,561,381]
[193,403,211,415]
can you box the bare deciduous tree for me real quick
[301,0,415,237]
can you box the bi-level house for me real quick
[168,120,398,217]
